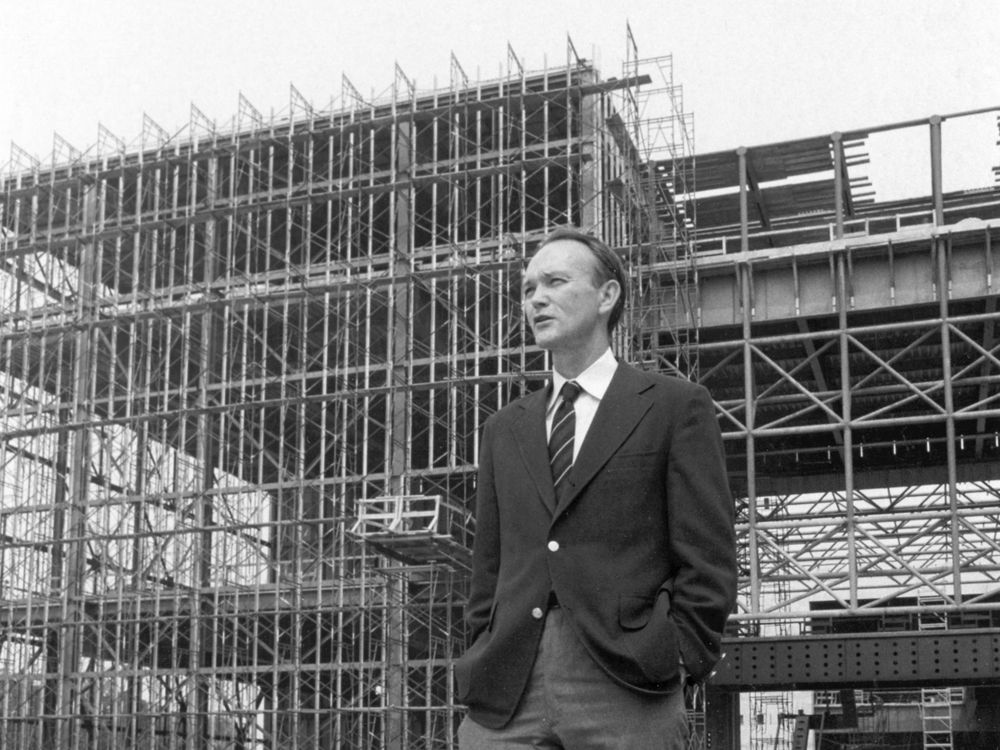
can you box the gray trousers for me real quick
[458,608,688,749]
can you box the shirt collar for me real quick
[549,348,619,411]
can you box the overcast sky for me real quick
[3,0,999,194]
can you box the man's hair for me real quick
[535,227,628,333]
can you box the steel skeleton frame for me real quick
[688,118,1000,632]
[0,35,695,750]
[622,27,698,376]
[654,109,1000,746]
[4,32,1000,750]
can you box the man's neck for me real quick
[552,341,612,380]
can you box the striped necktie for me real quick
[548,381,582,500]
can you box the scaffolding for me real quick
[6,28,1000,750]
[621,23,698,376]
[0,35,684,750]
[688,107,1000,747]
[747,495,796,750]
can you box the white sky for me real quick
[3,0,999,195]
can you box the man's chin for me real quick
[531,334,556,350]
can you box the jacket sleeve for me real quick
[665,383,737,680]
[465,417,500,642]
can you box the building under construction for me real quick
[3,29,1000,749]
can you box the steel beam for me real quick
[713,628,1000,690]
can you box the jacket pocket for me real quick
[618,592,680,685]
[619,594,655,630]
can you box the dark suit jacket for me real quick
[454,362,737,729]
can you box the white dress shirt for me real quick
[545,348,619,461]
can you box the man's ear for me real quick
[599,279,621,315]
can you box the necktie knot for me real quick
[559,381,581,405]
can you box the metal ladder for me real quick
[918,598,955,750]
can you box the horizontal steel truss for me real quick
[686,226,1000,632]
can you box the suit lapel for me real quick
[510,385,558,513]
[553,365,653,517]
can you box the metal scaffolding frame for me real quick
[0,34,695,750]
[688,111,1000,633]
[622,24,698,377]
[674,107,1000,749]
[4,29,1000,750]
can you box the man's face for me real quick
[522,239,617,354]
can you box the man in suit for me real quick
[455,228,737,749]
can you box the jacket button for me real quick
[548,540,560,552]
[531,607,544,619]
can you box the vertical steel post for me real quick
[831,143,859,609]
[737,145,760,618]
[930,114,962,601]
[580,68,600,232]
[836,251,859,607]
[58,178,99,750]
[705,687,741,750]
[930,116,945,227]
[45,427,70,748]
[738,147,749,255]
[740,263,760,614]
[384,103,413,750]
[832,131,845,238]
[938,242,962,602]
[190,152,220,750]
